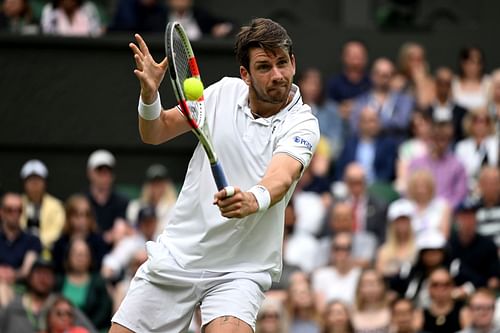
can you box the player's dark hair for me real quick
[235,18,293,70]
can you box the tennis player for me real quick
[111,18,319,333]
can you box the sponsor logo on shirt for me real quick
[294,136,313,151]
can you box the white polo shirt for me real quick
[159,77,319,281]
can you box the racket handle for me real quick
[211,161,228,190]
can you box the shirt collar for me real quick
[237,84,303,124]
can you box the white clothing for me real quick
[284,232,322,273]
[455,135,499,191]
[102,233,146,278]
[452,76,491,110]
[41,2,102,36]
[112,241,271,332]
[161,77,319,281]
[311,266,361,306]
[411,197,448,236]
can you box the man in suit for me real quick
[336,106,398,184]
[342,162,388,245]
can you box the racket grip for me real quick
[211,161,228,190]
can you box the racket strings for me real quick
[172,29,201,124]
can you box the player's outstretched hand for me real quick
[213,186,259,219]
[129,33,168,104]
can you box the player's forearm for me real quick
[259,171,296,207]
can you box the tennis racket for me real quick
[165,21,229,191]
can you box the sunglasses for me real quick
[259,312,280,320]
[2,206,22,214]
[332,245,352,252]
[470,304,494,312]
[54,309,74,318]
[71,209,91,218]
[429,281,452,288]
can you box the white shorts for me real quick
[112,241,272,333]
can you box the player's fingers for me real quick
[135,33,151,56]
[129,42,144,58]
[134,54,143,71]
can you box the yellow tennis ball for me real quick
[183,77,204,101]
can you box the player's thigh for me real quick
[204,316,252,333]
[200,274,269,332]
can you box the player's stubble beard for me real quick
[250,76,292,106]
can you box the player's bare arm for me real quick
[130,33,190,145]
[214,153,302,218]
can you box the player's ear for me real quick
[290,54,296,76]
[240,66,251,85]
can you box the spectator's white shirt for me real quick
[312,266,361,305]
[159,77,319,281]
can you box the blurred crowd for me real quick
[1,19,500,333]
[0,0,234,38]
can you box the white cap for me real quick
[416,230,446,251]
[387,198,415,221]
[87,149,115,169]
[20,159,48,179]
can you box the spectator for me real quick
[390,297,427,333]
[452,47,491,111]
[126,163,177,236]
[110,0,233,39]
[40,0,102,36]
[409,109,468,209]
[297,68,346,160]
[45,296,90,333]
[0,0,39,34]
[428,67,468,143]
[255,298,289,333]
[321,300,354,333]
[318,201,378,269]
[283,192,324,274]
[52,194,108,274]
[110,248,147,313]
[0,192,42,280]
[0,264,15,308]
[390,230,471,308]
[336,106,398,185]
[406,169,451,238]
[342,162,388,244]
[351,269,391,333]
[350,57,414,141]
[457,288,499,333]
[455,108,498,195]
[19,159,65,250]
[326,40,371,103]
[448,199,500,291]
[395,110,433,194]
[487,69,500,129]
[475,166,500,252]
[85,149,129,245]
[286,276,321,333]
[392,42,435,110]
[102,206,158,282]
[312,232,362,310]
[56,237,112,332]
[0,255,96,333]
[376,198,417,280]
[420,267,469,333]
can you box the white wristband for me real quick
[138,93,161,120]
[248,185,271,212]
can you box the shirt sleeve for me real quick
[273,110,320,170]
